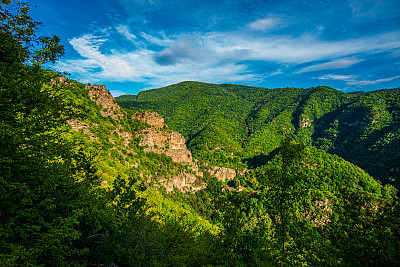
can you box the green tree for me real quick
[0,1,102,265]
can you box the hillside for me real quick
[61,79,400,265]
[2,1,400,265]
[3,68,399,265]
[117,82,400,187]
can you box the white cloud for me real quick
[318,74,400,86]
[318,74,358,81]
[389,49,400,57]
[349,0,391,19]
[296,58,363,73]
[58,32,256,87]
[248,18,281,31]
[140,32,173,46]
[347,76,400,85]
[316,25,325,34]
[69,35,107,59]
[116,25,138,43]
[59,26,400,88]
[206,31,400,63]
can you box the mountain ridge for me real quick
[3,1,400,264]
[117,81,400,187]
[66,81,238,192]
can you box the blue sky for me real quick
[30,0,400,96]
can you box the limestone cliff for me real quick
[133,110,205,192]
[133,111,194,165]
[69,84,236,192]
[87,84,123,119]
[133,111,238,184]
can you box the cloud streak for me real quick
[318,74,359,81]
[58,32,257,87]
[206,31,400,63]
[296,58,363,73]
[347,76,400,85]
[248,17,282,31]
[59,24,400,89]
[318,74,400,86]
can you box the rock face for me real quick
[134,111,198,168]
[68,119,98,140]
[133,111,164,128]
[87,84,122,119]
[69,83,236,192]
[206,165,237,181]
[134,111,237,183]
[133,111,237,191]
[133,111,193,164]
[299,117,314,128]
[134,111,205,192]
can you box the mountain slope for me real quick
[3,0,399,264]
[117,82,400,187]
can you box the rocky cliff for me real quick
[133,111,194,165]
[87,84,123,119]
[69,84,237,192]
[133,111,240,186]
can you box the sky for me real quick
[29,0,400,96]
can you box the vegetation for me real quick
[1,0,400,266]
[117,82,400,188]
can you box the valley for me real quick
[2,1,400,264]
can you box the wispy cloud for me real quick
[296,58,363,73]
[69,34,107,59]
[318,74,400,86]
[207,31,400,63]
[248,17,282,31]
[58,32,256,87]
[389,49,400,57]
[318,74,359,81]
[59,24,400,89]
[347,76,400,85]
[116,25,138,44]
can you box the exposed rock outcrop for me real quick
[134,111,237,190]
[299,117,314,128]
[133,111,165,128]
[87,84,123,119]
[134,111,203,183]
[68,84,236,192]
[206,165,236,181]
[68,119,98,141]
[139,126,193,164]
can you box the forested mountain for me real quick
[2,1,400,266]
[117,82,400,187]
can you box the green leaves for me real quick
[33,35,64,64]
[117,82,400,188]
[110,175,146,217]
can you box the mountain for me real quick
[3,70,400,265]
[64,79,399,265]
[64,81,242,193]
[116,81,400,187]
[3,1,400,264]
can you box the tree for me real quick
[0,1,101,265]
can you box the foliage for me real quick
[2,0,400,265]
[195,139,400,266]
[117,82,400,188]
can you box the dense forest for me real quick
[1,1,400,266]
[117,82,400,188]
